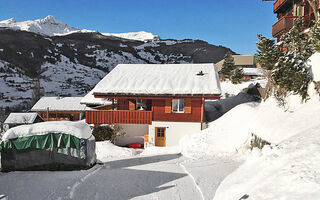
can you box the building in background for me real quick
[215,55,258,71]
[267,0,319,40]
[31,97,86,121]
[3,112,44,131]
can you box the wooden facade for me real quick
[271,0,319,40]
[85,96,217,125]
[37,111,83,121]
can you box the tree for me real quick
[256,34,281,71]
[307,0,318,21]
[309,19,320,51]
[256,34,282,99]
[219,51,235,79]
[230,68,244,84]
[273,17,313,101]
[32,79,45,104]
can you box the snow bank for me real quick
[95,141,137,162]
[308,52,320,82]
[213,126,320,200]
[211,52,320,199]
[2,121,92,140]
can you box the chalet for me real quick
[268,0,319,40]
[83,63,221,147]
[3,113,44,131]
[216,55,259,71]
[31,97,86,121]
[242,68,265,81]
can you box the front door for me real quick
[155,127,166,146]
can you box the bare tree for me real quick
[307,0,319,21]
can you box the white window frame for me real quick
[172,99,185,113]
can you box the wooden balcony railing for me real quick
[272,16,297,37]
[273,0,290,13]
[86,110,153,124]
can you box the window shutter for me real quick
[185,99,191,114]
[165,99,171,113]
[129,100,135,110]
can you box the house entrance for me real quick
[155,127,166,147]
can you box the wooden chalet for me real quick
[83,63,221,147]
[31,97,87,121]
[269,0,320,40]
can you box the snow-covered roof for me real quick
[242,68,264,76]
[90,63,221,97]
[4,113,41,124]
[2,121,92,140]
[31,97,86,111]
[81,90,113,106]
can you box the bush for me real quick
[92,124,125,144]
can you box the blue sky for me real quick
[0,0,276,54]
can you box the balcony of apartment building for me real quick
[274,0,295,13]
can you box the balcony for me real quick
[273,0,292,13]
[272,16,296,38]
[86,110,153,124]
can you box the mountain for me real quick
[0,15,235,118]
[0,15,158,41]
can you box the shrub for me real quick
[92,124,125,144]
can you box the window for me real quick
[172,99,185,113]
[156,128,165,137]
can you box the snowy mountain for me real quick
[0,15,158,41]
[0,15,79,36]
[102,31,159,42]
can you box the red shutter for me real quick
[165,99,171,113]
[185,99,191,113]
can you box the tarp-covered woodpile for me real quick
[0,121,96,171]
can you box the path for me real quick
[0,154,240,200]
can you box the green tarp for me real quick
[0,133,82,151]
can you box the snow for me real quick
[80,90,113,106]
[102,31,159,42]
[90,63,221,96]
[242,67,265,76]
[95,141,138,162]
[4,113,40,124]
[1,121,92,140]
[308,52,320,81]
[220,79,267,97]
[31,97,86,111]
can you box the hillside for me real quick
[0,16,235,118]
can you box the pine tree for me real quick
[219,51,235,79]
[309,19,320,52]
[273,17,313,101]
[230,68,244,84]
[256,34,281,71]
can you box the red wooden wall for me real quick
[152,98,203,122]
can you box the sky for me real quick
[0,0,276,55]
